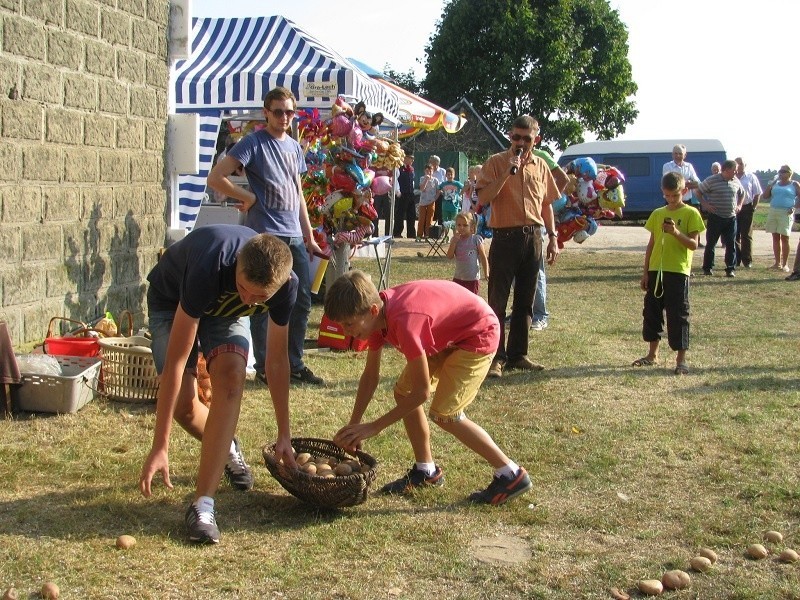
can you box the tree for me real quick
[381,65,425,96]
[423,0,638,151]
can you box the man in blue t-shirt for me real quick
[140,224,299,544]
[209,87,324,386]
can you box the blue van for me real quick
[557,139,727,218]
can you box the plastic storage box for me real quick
[17,355,102,414]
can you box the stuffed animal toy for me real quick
[598,185,626,218]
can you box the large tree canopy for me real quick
[423,0,638,151]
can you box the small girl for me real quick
[446,212,489,294]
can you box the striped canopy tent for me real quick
[171,16,400,230]
[348,59,466,139]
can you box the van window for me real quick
[604,156,650,178]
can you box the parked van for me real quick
[557,139,727,217]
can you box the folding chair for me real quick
[423,224,448,257]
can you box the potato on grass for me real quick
[689,556,713,573]
[747,544,768,559]
[41,582,59,599]
[697,547,718,563]
[779,549,799,563]
[764,530,783,544]
[637,579,663,596]
[661,570,691,590]
[116,534,136,549]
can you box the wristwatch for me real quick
[546,230,557,239]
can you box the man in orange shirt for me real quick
[477,115,560,378]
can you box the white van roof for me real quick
[560,138,725,157]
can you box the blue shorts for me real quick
[149,310,250,374]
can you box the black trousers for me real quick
[735,203,755,266]
[393,192,416,237]
[642,270,690,351]
[487,226,542,362]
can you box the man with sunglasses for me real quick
[209,87,325,388]
[477,115,560,378]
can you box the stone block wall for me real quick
[0,0,170,349]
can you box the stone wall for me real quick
[0,0,170,349]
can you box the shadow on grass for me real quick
[0,484,452,545]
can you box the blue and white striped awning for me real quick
[170,16,400,230]
[173,16,399,119]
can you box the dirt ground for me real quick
[382,221,786,262]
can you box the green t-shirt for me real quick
[532,148,557,170]
[645,204,705,275]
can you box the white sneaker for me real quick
[531,320,548,331]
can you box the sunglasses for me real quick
[268,108,296,118]
[510,134,534,143]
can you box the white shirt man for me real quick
[663,144,700,206]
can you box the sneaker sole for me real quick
[188,533,220,544]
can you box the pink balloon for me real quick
[329,114,352,138]
[371,175,391,195]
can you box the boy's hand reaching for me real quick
[334,422,378,453]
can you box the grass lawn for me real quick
[1,239,799,599]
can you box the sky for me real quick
[191,0,799,172]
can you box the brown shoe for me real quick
[506,356,545,371]
[487,359,504,378]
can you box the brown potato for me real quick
[116,534,136,550]
[41,582,60,599]
[302,463,317,475]
[697,547,718,564]
[334,463,353,476]
[637,579,663,596]
[661,569,691,590]
[296,452,312,466]
[779,549,799,563]
[316,463,333,473]
[2,588,18,600]
[609,587,630,600]
[747,543,768,559]
[764,530,783,544]
[689,556,712,573]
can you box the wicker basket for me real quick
[263,438,378,509]
[98,335,159,403]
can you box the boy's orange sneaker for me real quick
[469,467,532,506]
[379,465,444,495]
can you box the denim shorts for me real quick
[148,310,250,374]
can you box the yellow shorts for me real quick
[394,348,493,422]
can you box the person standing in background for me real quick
[762,165,800,272]
[429,155,446,225]
[416,165,437,241]
[395,152,417,238]
[734,157,763,269]
[663,144,703,247]
[692,159,745,278]
[208,86,324,386]
[530,146,569,331]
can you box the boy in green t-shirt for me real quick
[632,172,705,375]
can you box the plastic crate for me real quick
[17,355,102,414]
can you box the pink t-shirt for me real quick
[368,280,499,360]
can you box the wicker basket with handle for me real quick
[98,335,158,403]
[263,438,378,509]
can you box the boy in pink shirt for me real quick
[325,270,531,505]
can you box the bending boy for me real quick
[326,270,531,505]
[139,224,298,544]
